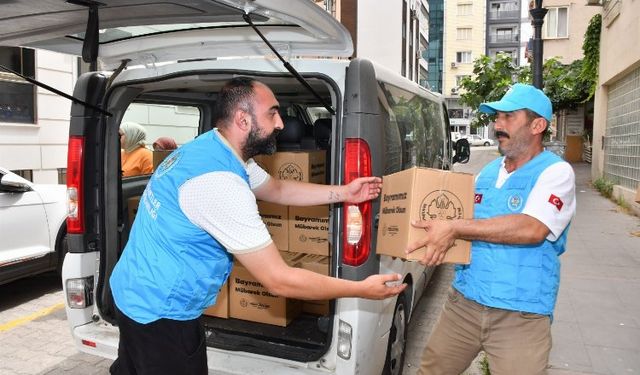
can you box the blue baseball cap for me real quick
[478,83,552,122]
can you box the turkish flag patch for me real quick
[548,194,563,211]
[474,193,483,204]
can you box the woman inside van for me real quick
[120,121,153,177]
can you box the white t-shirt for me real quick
[178,131,273,254]
[494,158,576,241]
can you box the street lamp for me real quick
[530,0,548,89]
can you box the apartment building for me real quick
[443,0,486,136]
[591,0,640,215]
[486,0,532,65]
[320,0,430,86]
[0,48,78,184]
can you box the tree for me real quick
[458,53,592,128]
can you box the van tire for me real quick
[483,141,490,146]
[382,291,408,375]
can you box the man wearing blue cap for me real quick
[408,84,576,374]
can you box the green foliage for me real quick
[458,53,530,128]
[593,177,614,198]
[479,353,491,375]
[581,14,602,99]
[543,58,592,111]
[458,53,593,128]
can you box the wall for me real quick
[357,0,403,73]
[0,50,76,184]
[542,1,600,64]
[592,0,640,212]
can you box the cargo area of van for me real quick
[112,73,341,362]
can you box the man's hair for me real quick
[214,77,258,127]
[524,108,549,131]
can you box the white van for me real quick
[1,1,469,374]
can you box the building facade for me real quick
[0,48,78,184]
[591,0,640,215]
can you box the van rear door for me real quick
[0,0,352,69]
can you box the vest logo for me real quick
[154,150,182,178]
[548,194,563,211]
[278,163,304,181]
[420,191,464,220]
[507,193,523,212]
[474,193,483,204]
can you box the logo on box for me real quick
[420,191,464,220]
[278,163,304,181]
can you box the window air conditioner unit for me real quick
[451,62,458,68]
[451,87,459,94]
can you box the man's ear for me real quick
[234,109,251,131]
[530,117,547,136]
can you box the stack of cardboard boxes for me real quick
[203,150,331,326]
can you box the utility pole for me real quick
[530,0,548,89]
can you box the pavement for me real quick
[405,161,640,375]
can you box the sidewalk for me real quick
[548,162,640,375]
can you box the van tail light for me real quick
[342,138,372,266]
[67,136,85,234]
[66,276,94,309]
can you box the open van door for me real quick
[0,0,352,70]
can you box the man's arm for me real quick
[235,243,406,301]
[406,214,549,266]
[253,176,382,206]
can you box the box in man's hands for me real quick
[376,167,474,264]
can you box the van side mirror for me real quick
[453,138,470,164]
[0,174,32,192]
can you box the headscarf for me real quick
[120,122,147,153]
[153,137,178,151]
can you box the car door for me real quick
[0,170,50,266]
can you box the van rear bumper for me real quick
[207,348,331,374]
[72,322,119,360]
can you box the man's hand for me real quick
[406,219,458,266]
[358,273,407,300]
[345,176,382,203]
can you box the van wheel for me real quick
[382,292,408,375]
[56,233,69,276]
[483,141,490,146]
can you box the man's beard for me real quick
[242,116,279,159]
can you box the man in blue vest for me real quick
[408,84,576,375]
[109,77,407,375]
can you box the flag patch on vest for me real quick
[548,194,563,211]
[474,193,483,204]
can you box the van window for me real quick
[120,103,200,177]
[378,82,446,172]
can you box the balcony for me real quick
[488,33,519,44]
[488,10,520,20]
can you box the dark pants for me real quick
[110,306,207,375]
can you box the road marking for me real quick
[0,302,65,332]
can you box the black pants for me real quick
[110,306,207,375]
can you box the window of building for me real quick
[456,51,472,63]
[457,28,472,40]
[0,47,36,124]
[457,4,472,15]
[496,27,515,42]
[12,169,33,182]
[544,7,568,38]
[58,168,67,185]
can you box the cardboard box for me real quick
[257,201,289,251]
[296,254,331,315]
[153,150,173,170]
[254,151,326,183]
[229,257,302,326]
[289,205,329,255]
[127,196,141,224]
[202,281,229,318]
[376,167,474,264]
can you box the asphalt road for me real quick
[0,147,497,375]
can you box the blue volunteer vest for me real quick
[110,130,248,323]
[453,151,569,316]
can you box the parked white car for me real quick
[463,134,495,146]
[0,167,68,285]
